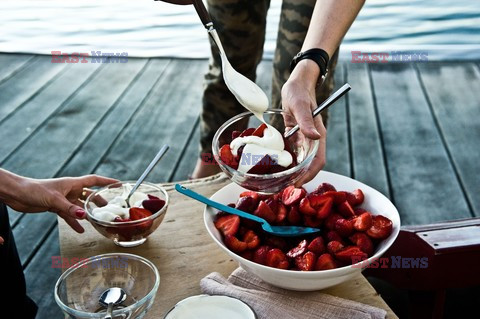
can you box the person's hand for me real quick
[5,175,118,233]
[281,59,326,185]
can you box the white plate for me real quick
[204,170,401,291]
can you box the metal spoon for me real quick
[125,145,169,207]
[175,184,320,237]
[99,287,126,319]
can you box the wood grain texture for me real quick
[0,53,35,83]
[58,174,398,319]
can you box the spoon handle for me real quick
[126,145,169,204]
[192,0,213,29]
[284,83,351,139]
[175,184,267,224]
[104,303,113,319]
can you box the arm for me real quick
[282,0,365,185]
[0,169,117,233]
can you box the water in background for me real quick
[0,0,479,60]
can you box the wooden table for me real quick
[58,174,398,318]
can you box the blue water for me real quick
[0,0,479,60]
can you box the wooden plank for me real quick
[24,227,63,319]
[0,53,35,83]
[369,63,471,225]
[0,60,100,164]
[0,56,67,123]
[170,119,200,182]
[416,62,480,216]
[324,63,351,176]
[7,206,23,228]
[1,58,147,179]
[94,59,207,182]
[59,59,170,177]
[347,63,390,197]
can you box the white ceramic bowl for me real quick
[204,171,401,291]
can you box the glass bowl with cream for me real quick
[85,181,168,247]
[212,109,319,193]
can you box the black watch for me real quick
[290,48,329,83]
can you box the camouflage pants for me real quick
[200,0,339,155]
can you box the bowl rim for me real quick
[85,181,169,226]
[203,171,401,277]
[54,253,160,317]
[212,108,319,179]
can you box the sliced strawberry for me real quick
[306,194,334,219]
[264,236,288,251]
[353,212,373,231]
[313,183,336,195]
[335,246,368,263]
[351,189,365,206]
[247,155,276,174]
[252,123,267,137]
[253,245,270,265]
[322,191,347,204]
[349,232,374,256]
[304,214,322,227]
[337,200,355,218]
[299,197,316,215]
[366,215,393,239]
[232,130,241,140]
[315,253,337,270]
[354,207,368,216]
[235,195,258,213]
[287,205,302,224]
[113,217,131,223]
[324,213,343,230]
[282,186,307,206]
[243,230,260,250]
[286,239,307,258]
[335,218,354,237]
[224,235,248,253]
[147,194,160,200]
[239,128,255,137]
[142,199,165,214]
[325,230,345,244]
[295,251,316,271]
[253,200,276,224]
[266,248,289,269]
[307,237,325,255]
[327,240,345,254]
[239,191,260,201]
[219,144,239,169]
[129,207,152,220]
[275,203,287,223]
[214,214,240,237]
[240,250,253,261]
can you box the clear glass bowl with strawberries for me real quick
[204,171,400,291]
[212,109,319,193]
[85,181,168,247]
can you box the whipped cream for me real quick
[91,184,148,222]
[230,125,293,173]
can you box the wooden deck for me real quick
[1,53,479,318]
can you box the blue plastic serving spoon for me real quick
[175,184,320,237]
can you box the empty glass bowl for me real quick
[212,109,319,193]
[55,253,160,319]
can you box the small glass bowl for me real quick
[55,253,160,319]
[85,181,168,247]
[212,109,319,193]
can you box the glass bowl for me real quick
[54,253,160,319]
[85,181,168,247]
[212,109,319,193]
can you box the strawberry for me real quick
[287,205,302,224]
[224,235,248,253]
[324,213,342,230]
[129,207,152,220]
[266,249,289,269]
[349,232,374,256]
[327,240,345,254]
[247,155,276,174]
[113,217,131,223]
[142,199,165,214]
[334,218,354,237]
[354,207,368,216]
[307,237,325,255]
[304,215,322,227]
[351,189,365,206]
[275,203,287,223]
[366,215,393,239]
[254,200,276,224]
[235,195,258,213]
[243,230,260,250]
[147,194,160,200]
[239,191,260,201]
[240,250,253,261]
[295,251,316,271]
[219,144,239,169]
[305,194,334,219]
[315,253,337,270]
[353,212,373,231]
[325,230,344,243]
[322,191,347,204]
[337,200,355,218]
[214,214,240,237]
[253,245,270,265]
[313,183,336,195]
[264,235,288,250]
[299,197,316,215]
[335,246,368,263]
[239,128,255,137]
[232,130,241,140]
[252,123,267,137]
[282,186,307,206]
[286,239,308,258]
